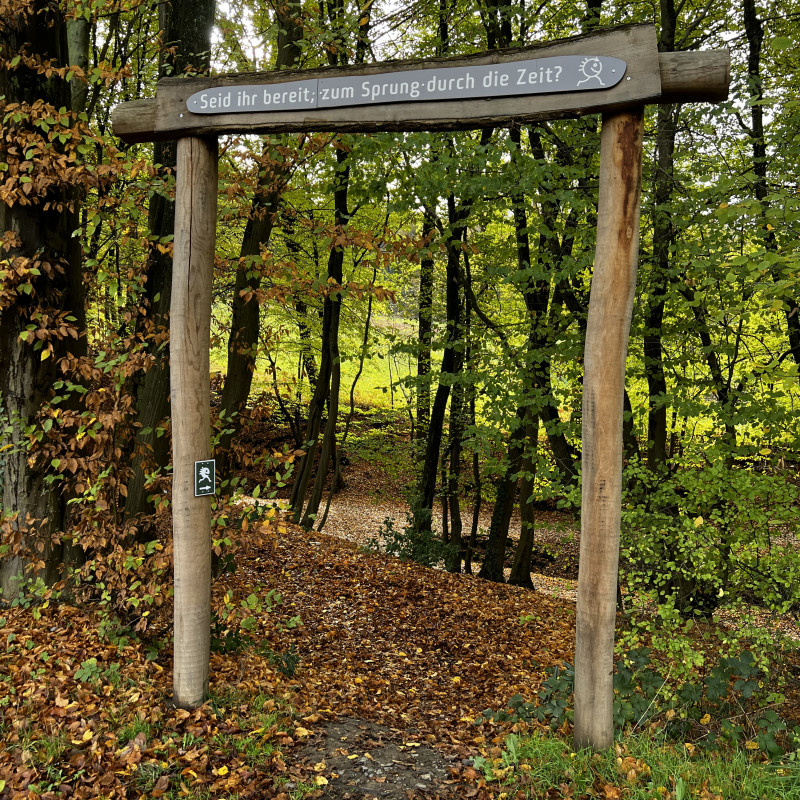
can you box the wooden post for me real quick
[573,108,644,750]
[171,136,218,709]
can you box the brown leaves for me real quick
[0,600,304,798]
[1,504,577,799]
[217,512,576,749]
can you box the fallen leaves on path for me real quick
[230,513,577,745]
[0,511,578,798]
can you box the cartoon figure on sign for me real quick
[577,57,605,87]
[198,465,212,491]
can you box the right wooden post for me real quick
[573,108,644,751]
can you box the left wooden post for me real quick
[171,136,218,708]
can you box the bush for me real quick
[478,647,796,758]
[622,457,800,616]
[368,512,456,568]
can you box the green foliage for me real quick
[368,511,457,569]
[2,576,56,619]
[470,728,800,799]
[479,648,794,758]
[210,586,302,676]
[255,642,301,678]
[622,456,800,616]
[74,657,102,684]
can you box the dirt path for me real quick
[314,479,581,603]
[299,717,459,799]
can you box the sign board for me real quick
[194,459,215,496]
[187,56,626,115]
[113,24,678,142]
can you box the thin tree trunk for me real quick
[465,382,481,575]
[413,195,470,531]
[478,408,526,583]
[445,377,466,572]
[509,417,539,588]
[217,4,304,451]
[291,146,348,523]
[742,0,800,373]
[316,260,378,531]
[416,212,435,444]
[645,5,678,470]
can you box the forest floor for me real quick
[2,410,800,798]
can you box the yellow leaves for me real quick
[700,713,711,725]
[745,739,759,750]
[293,726,312,738]
[71,728,94,746]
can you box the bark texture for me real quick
[0,3,86,596]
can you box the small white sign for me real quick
[194,459,215,496]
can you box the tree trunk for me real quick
[509,417,539,588]
[478,409,526,583]
[444,376,466,572]
[217,3,305,452]
[416,212,435,444]
[465,381,481,575]
[302,273,342,529]
[645,6,678,471]
[291,146,348,524]
[742,0,800,374]
[0,2,86,596]
[413,195,470,531]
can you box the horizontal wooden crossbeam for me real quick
[112,25,729,143]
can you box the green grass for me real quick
[210,321,414,411]
[474,730,800,799]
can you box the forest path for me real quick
[218,511,580,798]
[310,471,581,602]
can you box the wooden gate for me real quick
[113,23,729,749]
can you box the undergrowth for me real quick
[470,730,800,799]
[479,647,797,759]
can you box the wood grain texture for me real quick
[171,136,218,709]
[113,25,662,142]
[573,109,644,751]
[659,50,730,103]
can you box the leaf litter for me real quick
[0,510,577,798]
